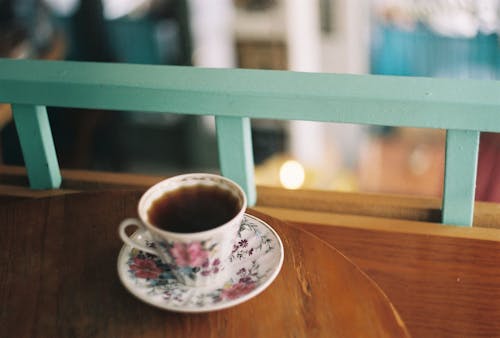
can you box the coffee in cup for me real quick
[118,173,247,287]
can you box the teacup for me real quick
[119,173,247,287]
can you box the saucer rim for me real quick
[117,213,284,313]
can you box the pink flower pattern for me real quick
[130,257,162,279]
[125,215,278,308]
[169,242,209,268]
[128,252,262,306]
[221,282,256,300]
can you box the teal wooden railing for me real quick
[1,59,499,226]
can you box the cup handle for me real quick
[119,218,158,256]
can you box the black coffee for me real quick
[147,185,240,233]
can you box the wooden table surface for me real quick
[0,190,410,338]
[2,166,500,337]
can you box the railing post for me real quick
[12,104,61,189]
[442,129,480,226]
[215,116,256,206]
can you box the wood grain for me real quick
[0,192,409,338]
[254,206,500,242]
[253,206,500,337]
[300,221,500,338]
[256,186,500,228]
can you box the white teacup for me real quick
[119,173,247,287]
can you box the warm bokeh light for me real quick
[279,160,305,190]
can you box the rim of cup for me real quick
[137,173,247,237]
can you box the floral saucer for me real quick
[117,214,284,313]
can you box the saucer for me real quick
[117,213,284,313]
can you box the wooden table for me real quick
[2,166,500,337]
[0,190,409,338]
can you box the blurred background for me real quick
[0,0,498,201]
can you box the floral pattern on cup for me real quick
[129,252,174,282]
[144,239,223,282]
[164,261,261,306]
[171,242,209,267]
[229,216,274,262]
[127,248,263,308]
[124,215,281,309]
[219,267,258,300]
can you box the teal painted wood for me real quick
[215,116,256,206]
[1,59,499,226]
[442,130,480,226]
[0,59,500,132]
[11,104,62,189]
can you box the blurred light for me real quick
[102,0,150,20]
[43,0,79,16]
[279,160,305,190]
